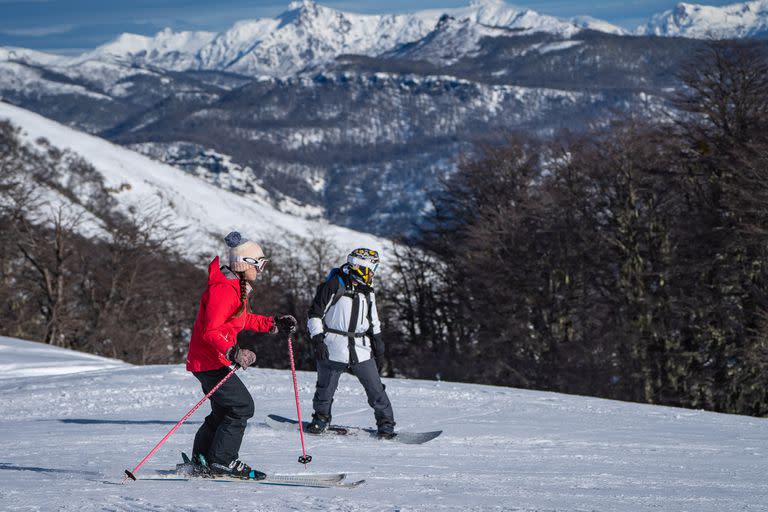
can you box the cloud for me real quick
[0,24,75,37]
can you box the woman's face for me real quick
[243,265,259,282]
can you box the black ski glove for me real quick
[372,333,385,361]
[312,334,329,361]
[227,345,256,369]
[274,314,297,334]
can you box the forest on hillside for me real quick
[1,41,767,417]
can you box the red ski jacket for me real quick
[186,257,274,372]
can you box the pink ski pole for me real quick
[287,334,312,465]
[122,365,239,482]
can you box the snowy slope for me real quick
[641,0,768,38]
[0,335,766,511]
[0,337,127,379]
[0,101,388,259]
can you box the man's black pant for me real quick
[192,366,254,466]
[312,358,395,431]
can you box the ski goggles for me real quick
[351,248,379,258]
[348,256,379,274]
[234,256,269,272]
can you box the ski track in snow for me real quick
[0,336,767,511]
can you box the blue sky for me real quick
[0,0,738,54]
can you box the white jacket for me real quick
[307,267,381,364]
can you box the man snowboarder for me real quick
[306,248,396,438]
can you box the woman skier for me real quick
[306,248,396,438]
[185,231,297,479]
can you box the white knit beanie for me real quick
[224,231,265,272]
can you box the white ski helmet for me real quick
[347,248,380,285]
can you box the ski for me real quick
[143,472,364,488]
[135,453,364,489]
[265,414,443,445]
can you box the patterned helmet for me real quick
[347,248,380,285]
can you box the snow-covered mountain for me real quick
[383,14,519,65]
[0,26,688,236]
[0,46,66,66]
[641,0,768,38]
[194,0,438,77]
[0,101,388,260]
[76,28,217,70]
[0,0,627,100]
[1,334,766,511]
[74,0,623,77]
[6,1,753,239]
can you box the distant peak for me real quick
[436,14,456,28]
[288,0,316,10]
[469,0,507,7]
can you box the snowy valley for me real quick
[2,1,766,236]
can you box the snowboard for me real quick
[265,414,443,445]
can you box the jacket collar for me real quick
[207,256,230,285]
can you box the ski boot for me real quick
[176,452,212,477]
[209,459,266,480]
[191,453,213,477]
[307,412,331,434]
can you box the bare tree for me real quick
[13,206,83,346]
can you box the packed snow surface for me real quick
[0,335,766,511]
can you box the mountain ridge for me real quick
[5,1,625,77]
[640,0,768,38]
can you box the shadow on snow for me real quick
[54,419,202,425]
[0,462,100,476]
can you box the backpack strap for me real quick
[346,293,361,365]
[330,275,347,308]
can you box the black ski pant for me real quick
[192,366,254,466]
[312,358,395,432]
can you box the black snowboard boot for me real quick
[307,412,331,434]
[376,420,396,439]
[209,459,266,480]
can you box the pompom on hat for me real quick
[225,231,267,272]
